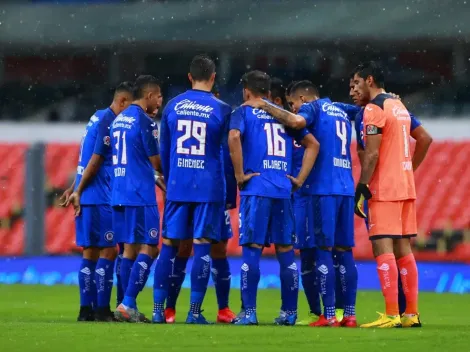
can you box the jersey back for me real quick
[160,90,231,203]
[363,94,416,201]
[298,98,354,196]
[230,103,307,199]
[110,104,160,206]
[75,108,115,205]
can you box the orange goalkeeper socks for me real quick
[376,253,399,316]
[397,253,419,315]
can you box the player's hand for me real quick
[59,188,73,207]
[235,172,260,190]
[286,175,303,192]
[154,174,166,193]
[354,183,372,218]
[66,192,82,217]
[242,98,265,109]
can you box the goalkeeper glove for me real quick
[354,183,372,218]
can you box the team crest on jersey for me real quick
[293,140,302,148]
[104,231,114,242]
[103,136,111,146]
[152,129,159,139]
[149,228,158,239]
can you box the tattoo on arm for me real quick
[261,103,301,128]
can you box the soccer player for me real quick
[349,77,432,318]
[163,98,238,324]
[351,63,429,328]
[152,55,232,325]
[61,82,133,321]
[112,75,163,322]
[244,80,358,327]
[230,71,319,326]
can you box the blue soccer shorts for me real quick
[313,195,355,248]
[75,204,115,248]
[112,205,160,245]
[292,193,315,250]
[239,195,295,246]
[220,210,233,241]
[163,201,224,242]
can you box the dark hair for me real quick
[290,80,319,97]
[241,70,270,96]
[286,81,298,96]
[190,54,216,82]
[270,77,288,109]
[133,75,160,100]
[114,81,134,95]
[353,61,385,88]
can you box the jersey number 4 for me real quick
[176,120,207,155]
[336,121,348,156]
[264,123,286,157]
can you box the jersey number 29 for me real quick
[176,120,206,155]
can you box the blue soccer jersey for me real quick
[222,144,237,209]
[74,108,115,205]
[160,89,232,203]
[110,104,160,206]
[298,98,354,196]
[230,103,308,199]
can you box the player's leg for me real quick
[398,275,407,315]
[233,196,270,325]
[395,199,421,327]
[152,201,186,323]
[115,243,124,307]
[76,205,100,321]
[94,204,118,321]
[116,206,160,322]
[333,250,345,321]
[185,202,224,324]
[334,196,358,327]
[271,198,299,326]
[212,211,236,323]
[360,201,402,328]
[113,207,135,301]
[310,196,340,327]
[293,195,321,325]
[165,239,192,323]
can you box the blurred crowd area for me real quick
[1,0,470,122]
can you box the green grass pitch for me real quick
[1,285,468,351]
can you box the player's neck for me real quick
[191,82,212,92]
[109,102,120,116]
[369,87,383,101]
[132,100,147,112]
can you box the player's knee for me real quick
[141,244,159,259]
[210,240,228,259]
[193,238,211,245]
[334,246,352,252]
[275,244,293,253]
[162,238,179,247]
[393,238,412,259]
[123,243,140,260]
[371,238,394,257]
[83,247,100,261]
[177,239,193,258]
[244,243,263,250]
[100,246,117,260]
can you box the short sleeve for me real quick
[159,112,170,181]
[333,102,361,121]
[93,117,112,156]
[141,116,159,157]
[297,103,316,127]
[229,107,245,134]
[363,104,386,135]
[409,113,422,131]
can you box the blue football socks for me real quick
[336,250,358,317]
[211,258,231,310]
[300,248,322,316]
[153,244,178,313]
[316,248,336,319]
[241,246,262,312]
[277,249,299,314]
[79,258,97,308]
[189,243,212,315]
[122,253,154,309]
[95,258,114,309]
[166,256,189,309]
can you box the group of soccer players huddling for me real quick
[61,54,432,328]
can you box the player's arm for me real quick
[333,102,361,121]
[288,130,320,191]
[141,117,165,192]
[243,98,308,129]
[228,108,259,190]
[409,114,432,171]
[355,105,385,218]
